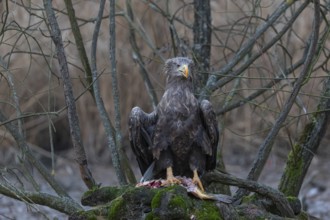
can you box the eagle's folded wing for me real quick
[200,100,219,171]
[129,107,157,175]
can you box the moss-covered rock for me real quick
[108,196,125,219]
[194,201,223,220]
[69,184,305,220]
[150,185,191,219]
[81,185,132,206]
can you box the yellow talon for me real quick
[192,169,205,192]
[162,167,181,186]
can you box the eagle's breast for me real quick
[157,85,199,159]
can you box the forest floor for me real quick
[1,137,329,219]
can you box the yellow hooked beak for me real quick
[178,64,189,78]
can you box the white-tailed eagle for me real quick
[129,57,219,191]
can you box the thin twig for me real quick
[199,1,299,100]
[90,0,129,185]
[210,0,309,94]
[216,53,305,115]
[0,111,69,197]
[118,4,165,62]
[64,0,94,98]
[126,0,158,110]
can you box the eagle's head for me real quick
[163,57,194,83]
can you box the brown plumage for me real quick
[129,57,219,191]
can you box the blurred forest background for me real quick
[0,0,330,219]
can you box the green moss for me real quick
[145,213,160,220]
[151,188,166,209]
[145,213,154,220]
[168,194,190,219]
[279,142,304,196]
[81,185,133,206]
[287,196,302,214]
[194,201,222,220]
[123,185,156,203]
[108,197,125,220]
[72,209,101,220]
[241,194,258,204]
[287,196,297,202]
[150,185,182,208]
[82,187,99,198]
[296,211,309,220]
[168,195,187,209]
[280,121,316,196]
[149,185,193,219]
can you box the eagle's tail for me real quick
[140,161,155,182]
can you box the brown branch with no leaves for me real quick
[0,181,82,215]
[199,1,303,100]
[209,0,309,96]
[126,0,158,110]
[43,0,97,189]
[108,0,128,185]
[216,51,306,115]
[0,111,69,197]
[279,14,330,196]
[235,0,321,199]
[203,170,294,218]
[63,0,94,98]
[117,3,165,62]
[0,57,70,197]
[90,0,132,185]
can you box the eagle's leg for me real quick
[163,167,181,185]
[192,169,205,192]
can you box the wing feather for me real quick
[128,107,157,175]
[200,100,219,171]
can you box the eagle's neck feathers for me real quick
[158,78,198,118]
[165,77,193,91]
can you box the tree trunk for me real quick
[279,76,330,196]
[193,0,212,94]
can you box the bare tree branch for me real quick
[117,3,165,62]
[0,56,69,197]
[279,16,330,196]
[109,0,127,185]
[199,1,301,100]
[0,111,69,197]
[126,0,158,110]
[216,50,306,115]
[204,170,294,218]
[63,0,94,98]
[43,0,96,189]
[208,0,309,96]
[90,0,132,185]
[0,181,82,215]
[0,58,24,136]
[235,0,321,199]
